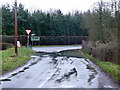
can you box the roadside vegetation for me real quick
[81,0,120,84]
[1,47,34,74]
[82,52,120,83]
[82,41,118,64]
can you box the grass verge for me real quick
[82,52,120,82]
[1,47,34,74]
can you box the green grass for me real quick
[1,47,34,74]
[82,52,120,81]
[32,44,81,47]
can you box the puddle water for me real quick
[55,68,78,83]
[86,64,98,83]
[2,49,99,88]
[35,49,98,87]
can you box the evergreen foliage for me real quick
[2,4,87,36]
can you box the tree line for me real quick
[83,0,119,42]
[1,3,88,36]
[1,0,119,42]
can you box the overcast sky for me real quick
[1,0,100,13]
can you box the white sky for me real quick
[1,0,100,14]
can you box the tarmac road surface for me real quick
[1,46,119,88]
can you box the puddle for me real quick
[29,61,39,66]
[86,64,98,84]
[35,52,50,56]
[88,74,95,82]
[60,49,84,58]
[86,64,98,75]
[35,49,84,58]
[55,67,78,83]
[2,49,99,88]
[35,49,98,85]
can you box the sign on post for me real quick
[31,37,40,41]
[25,30,31,35]
[25,29,32,48]
[31,37,40,46]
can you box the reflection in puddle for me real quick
[55,68,78,83]
[88,74,95,82]
[29,61,39,66]
[86,64,98,84]
[86,64,98,75]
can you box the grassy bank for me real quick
[82,52,120,82]
[1,47,34,74]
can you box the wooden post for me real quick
[15,0,18,55]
